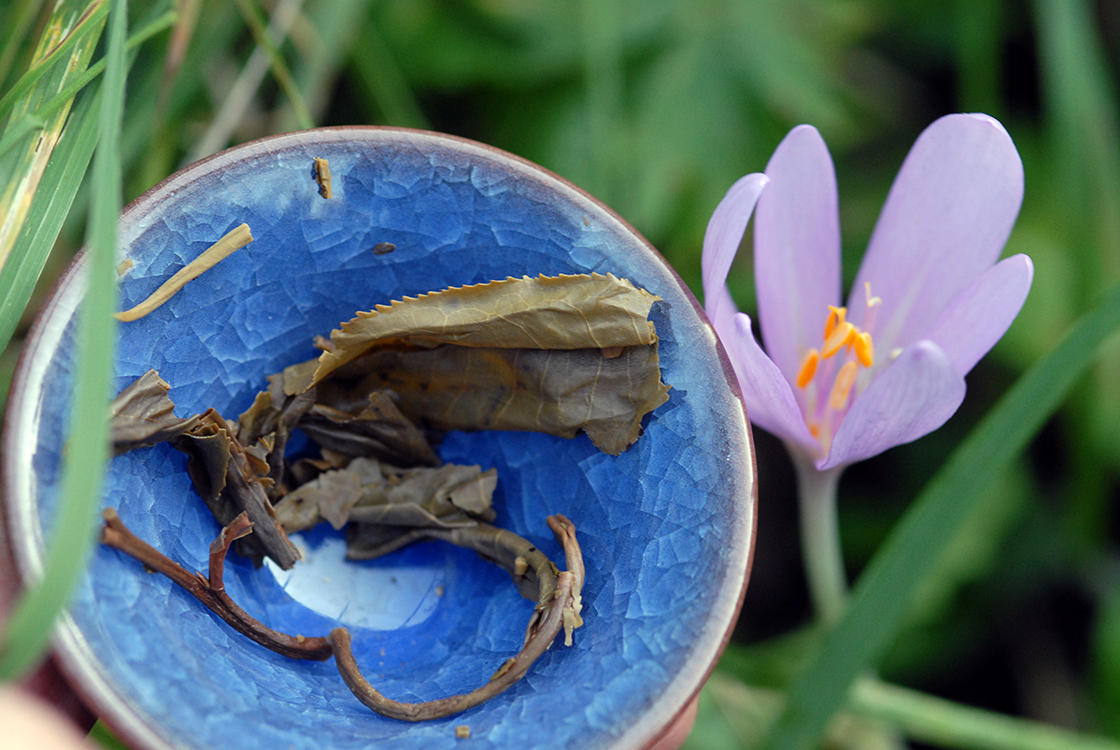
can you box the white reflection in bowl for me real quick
[265,533,443,630]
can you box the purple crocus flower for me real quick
[703,113,1033,471]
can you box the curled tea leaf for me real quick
[110,369,200,455]
[173,409,301,569]
[274,455,498,552]
[235,375,317,497]
[297,392,440,468]
[277,273,670,454]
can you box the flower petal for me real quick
[731,313,819,453]
[925,254,1034,376]
[702,173,769,325]
[849,114,1024,355]
[821,340,965,469]
[754,125,842,385]
[707,285,741,349]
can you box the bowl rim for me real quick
[1,125,758,750]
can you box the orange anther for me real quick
[854,331,874,368]
[823,306,847,340]
[829,361,858,410]
[822,321,856,358]
[808,422,820,439]
[796,348,820,388]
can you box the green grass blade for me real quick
[0,0,48,89]
[765,278,1120,750]
[231,0,313,130]
[850,678,1120,750]
[0,0,126,680]
[0,11,176,166]
[0,0,106,123]
[0,114,44,161]
[349,15,429,129]
[88,720,129,749]
[0,0,106,275]
[0,9,172,358]
[279,0,372,129]
[0,84,100,355]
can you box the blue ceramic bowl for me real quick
[3,128,755,750]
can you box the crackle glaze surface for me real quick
[3,128,755,750]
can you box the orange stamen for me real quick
[796,349,820,388]
[823,306,847,340]
[854,331,874,368]
[808,422,820,439]
[822,321,856,358]
[829,361,859,410]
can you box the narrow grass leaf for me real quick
[280,0,371,129]
[0,0,49,89]
[0,10,175,357]
[765,278,1120,750]
[0,0,106,122]
[349,15,429,129]
[0,85,99,354]
[0,11,175,169]
[0,0,126,680]
[1034,0,1120,493]
[0,114,44,161]
[231,0,314,130]
[0,0,106,275]
[850,678,1120,750]
[88,720,130,750]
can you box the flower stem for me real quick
[792,453,846,626]
[850,677,1120,750]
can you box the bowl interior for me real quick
[4,128,755,750]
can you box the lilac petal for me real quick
[821,340,965,469]
[849,114,1024,355]
[754,125,841,386]
[925,254,1034,376]
[707,285,741,350]
[702,173,769,325]
[731,313,819,453]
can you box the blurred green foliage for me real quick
[2,0,1120,747]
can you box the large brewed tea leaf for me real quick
[283,273,670,455]
[311,273,662,383]
[274,456,498,560]
[315,344,669,456]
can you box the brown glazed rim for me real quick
[1,126,757,750]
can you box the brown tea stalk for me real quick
[328,514,584,721]
[114,223,253,322]
[100,508,332,661]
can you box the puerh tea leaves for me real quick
[100,506,585,720]
[327,514,584,721]
[110,369,200,455]
[285,273,670,455]
[102,269,661,720]
[173,408,302,570]
[311,273,660,377]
